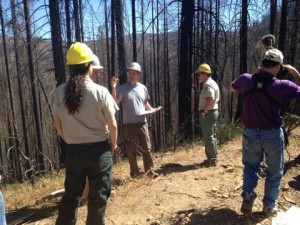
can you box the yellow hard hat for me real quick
[66,42,94,65]
[196,63,212,74]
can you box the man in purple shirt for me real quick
[231,48,300,217]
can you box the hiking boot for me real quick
[263,205,277,217]
[147,170,159,179]
[130,171,142,178]
[201,159,217,167]
[241,192,256,215]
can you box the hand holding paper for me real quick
[138,106,162,116]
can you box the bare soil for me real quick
[3,130,300,225]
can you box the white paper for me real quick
[138,106,162,116]
[272,206,300,225]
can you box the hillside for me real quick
[3,130,300,225]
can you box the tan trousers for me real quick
[123,123,154,176]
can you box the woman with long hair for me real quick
[52,42,118,225]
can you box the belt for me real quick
[68,140,108,147]
[244,126,280,131]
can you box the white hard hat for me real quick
[92,54,103,69]
[127,62,141,73]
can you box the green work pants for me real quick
[56,140,112,225]
[200,109,219,160]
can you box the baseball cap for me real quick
[263,48,283,63]
[92,54,103,69]
[127,62,141,73]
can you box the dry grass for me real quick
[3,173,65,211]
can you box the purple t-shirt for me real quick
[231,71,300,129]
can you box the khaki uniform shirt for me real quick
[52,76,119,144]
[199,77,220,111]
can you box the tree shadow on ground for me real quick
[288,175,300,191]
[169,207,269,225]
[154,163,201,176]
[284,153,300,175]
[155,162,221,176]
[6,205,57,224]
[6,192,63,224]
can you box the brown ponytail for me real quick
[64,63,91,114]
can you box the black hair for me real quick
[261,59,280,69]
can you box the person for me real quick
[82,53,104,204]
[196,63,220,167]
[256,34,300,85]
[53,42,119,225]
[0,176,7,225]
[111,62,159,178]
[253,34,300,146]
[230,48,300,217]
[261,34,276,54]
[90,54,104,82]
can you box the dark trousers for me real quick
[56,140,112,225]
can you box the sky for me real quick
[2,0,271,40]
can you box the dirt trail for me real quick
[5,132,300,225]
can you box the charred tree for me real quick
[111,0,116,77]
[104,0,111,86]
[0,0,21,162]
[270,0,277,34]
[278,0,288,52]
[23,0,44,173]
[115,0,127,84]
[10,0,27,181]
[234,0,248,122]
[178,0,194,139]
[49,0,67,167]
[73,0,81,41]
[131,0,137,61]
[65,0,72,47]
[49,0,66,86]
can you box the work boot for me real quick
[147,169,159,179]
[201,159,217,167]
[263,205,277,217]
[241,192,256,215]
[130,171,142,178]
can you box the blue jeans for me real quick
[242,127,284,209]
[200,109,219,160]
[0,191,7,225]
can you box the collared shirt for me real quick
[198,77,220,111]
[231,71,300,129]
[52,76,119,144]
[116,82,150,124]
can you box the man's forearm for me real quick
[111,88,119,103]
[53,117,66,141]
[107,116,118,150]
